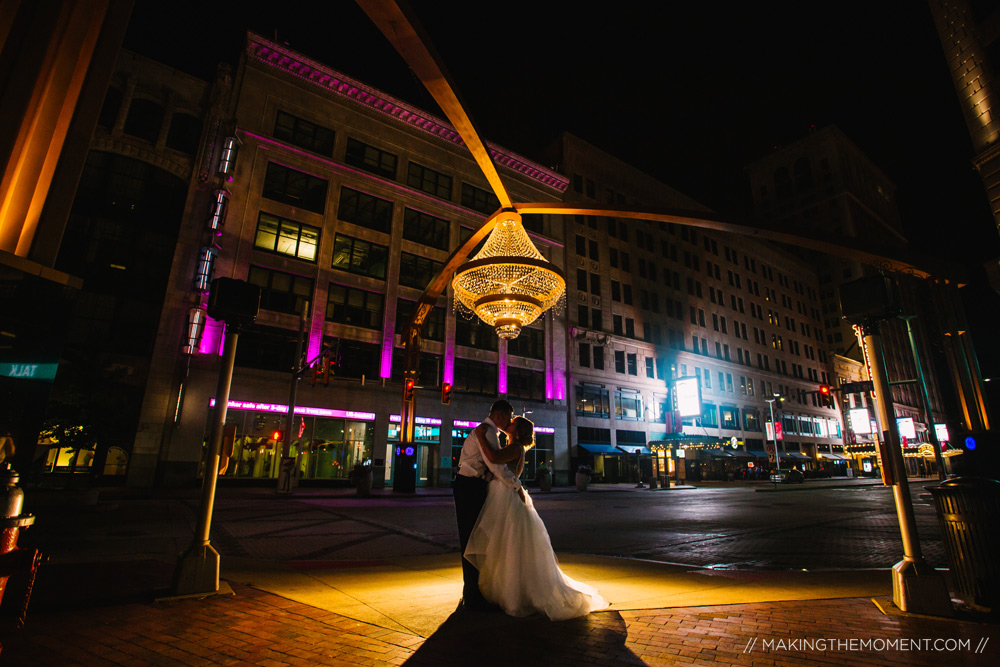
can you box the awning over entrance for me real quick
[820,452,846,461]
[617,446,652,456]
[578,443,622,455]
[747,450,769,459]
[700,448,734,458]
[783,452,813,461]
[729,449,756,459]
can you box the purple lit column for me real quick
[498,339,507,394]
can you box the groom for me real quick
[453,399,522,610]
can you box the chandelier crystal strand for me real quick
[452,212,566,339]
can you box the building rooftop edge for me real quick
[244,32,569,194]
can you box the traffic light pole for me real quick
[277,300,308,495]
[858,320,952,616]
[900,316,947,480]
[173,322,240,596]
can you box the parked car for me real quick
[770,468,805,483]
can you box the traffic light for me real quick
[818,384,834,407]
[403,378,415,401]
[271,429,284,442]
[441,382,452,405]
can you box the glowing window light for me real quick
[194,246,217,292]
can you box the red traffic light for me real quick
[819,384,831,395]
[403,378,415,401]
[441,382,452,405]
[271,429,284,442]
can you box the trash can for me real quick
[927,477,1000,610]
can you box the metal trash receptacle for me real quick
[927,477,1000,609]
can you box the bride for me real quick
[464,416,608,620]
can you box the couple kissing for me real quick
[453,399,607,620]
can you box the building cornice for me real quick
[245,33,568,194]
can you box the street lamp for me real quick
[765,393,782,472]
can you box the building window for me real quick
[332,234,387,279]
[591,346,605,370]
[615,391,642,420]
[166,113,203,155]
[507,367,545,402]
[344,136,397,178]
[462,182,500,213]
[455,317,498,351]
[576,385,611,418]
[645,356,654,379]
[402,208,449,251]
[408,162,452,199]
[274,111,334,156]
[337,187,393,233]
[720,405,739,429]
[579,342,591,368]
[399,252,444,290]
[744,408,761,431]
[123,98,164,143]
[508,326,545,360]
[627,353,638,375]
[262,162,328,214]
[325,284,384,329]
[395,299,444,341]
[701,402,718,428]
[615,350,626,373]
[247,265,313,315]
[453,358,498,395]
[254,212,320,262]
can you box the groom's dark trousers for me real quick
[453,473,489,604]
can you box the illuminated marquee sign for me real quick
[849,408,873,435]
[208,399,375,421]
[934,423,949,443]
[674,377,701,417]
[453,419,555,433]
[896,417,916,440]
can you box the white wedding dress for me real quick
[464,456,608,620]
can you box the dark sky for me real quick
[125,1,999,261]
[125,0,1000,374]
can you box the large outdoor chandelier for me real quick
[452,211,565,339]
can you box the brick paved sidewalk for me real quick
[2,583,995,666]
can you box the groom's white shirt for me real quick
[457,417,522,490]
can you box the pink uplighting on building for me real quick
[199,316,225,356]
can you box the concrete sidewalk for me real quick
[1,553,996,666]
[1,476,992,665]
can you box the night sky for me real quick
[125,1,1000,374]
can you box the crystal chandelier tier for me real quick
[452,211,565,339]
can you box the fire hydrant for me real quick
[0,462,43,638]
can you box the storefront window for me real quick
[205,409,374,481]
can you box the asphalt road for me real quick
[19,480,949,572]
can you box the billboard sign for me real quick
[675,377,701,417]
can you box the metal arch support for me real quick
[393,208,507,492]
[513,202,964,284]
[356,0,512,209]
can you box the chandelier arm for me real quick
[404,207,506,338]
[356,0,512,209]
[512,202,962,283]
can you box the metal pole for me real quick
[861,321,952,616]
[767,398,781,471]
[282,300,308,460]
[901,316,947,480]
[173,322,239,595]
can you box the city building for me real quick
[546,134,846,483]
[746,126,974,476]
